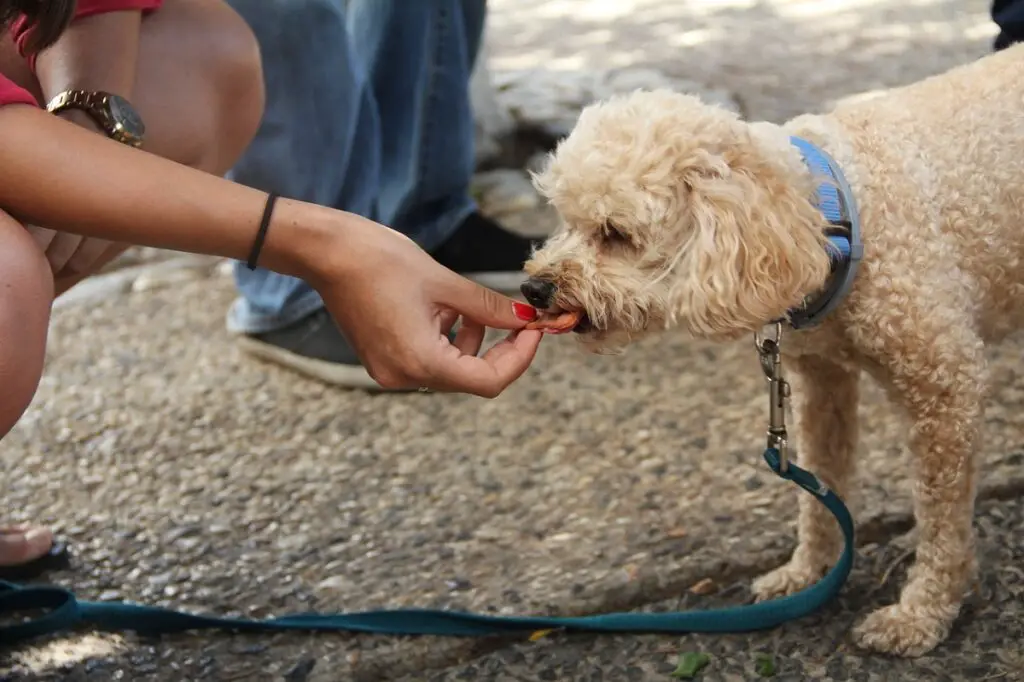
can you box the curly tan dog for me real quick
[521,44,1024,656]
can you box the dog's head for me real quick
[522,89,833,353]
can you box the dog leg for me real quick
[851,321,984,657]
[752,357,860,599]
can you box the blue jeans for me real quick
[223,0,485,334]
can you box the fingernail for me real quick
[513,302,538,321]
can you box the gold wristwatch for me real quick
[45,89,146,148]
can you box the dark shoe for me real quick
[237,309,389,390]
[238,213,536,389]
[431,211,538,292]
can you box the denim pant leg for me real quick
[224,0,378,333]
[225,0,486,335]
[348,0,485,248]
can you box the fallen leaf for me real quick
[670,652,711,679]
[666,527,688,539]
[754,653,777,677]
[689,578,716,595]
[529,629,554,642]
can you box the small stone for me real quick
[235,643,269,655]
[446,577,473,592]
[284,657,317,682]
[147,572,173,586]
[315,575,354,593]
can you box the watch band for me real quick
[45,89,143,148]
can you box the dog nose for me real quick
[520,278,557,308]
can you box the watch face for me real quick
[107,94,145,140]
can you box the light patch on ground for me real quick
[1,634,128,677]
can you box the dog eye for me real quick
[602,221,632,245]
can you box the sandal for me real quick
[0,525,71,582]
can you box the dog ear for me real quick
[668,158,833,339]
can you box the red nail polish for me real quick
[513,302,538,321]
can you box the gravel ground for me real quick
[3,0,1022,681]
[410,496,1024,682]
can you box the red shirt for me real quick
[1,0,163,107]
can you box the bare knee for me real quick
[136,0,265,174]
[0,214,52,437]
[197,2,265,172]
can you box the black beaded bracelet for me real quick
[246,192,279,271]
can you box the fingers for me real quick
[25,225,57,251]
[439,271,538,330]
[428,329,543,398]
[452,318,485,357]
[63,238,115,275]
[42,233,83,273]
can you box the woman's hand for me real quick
[24,224,119,280]
[304,212,543,397]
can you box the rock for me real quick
[470,22,515,167]
[471,168,541,217]
[491,66,741,143]
[526,151,550,176]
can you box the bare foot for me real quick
[0,524,53,567]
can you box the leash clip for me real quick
[755,322,790,472]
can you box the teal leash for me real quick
[0,447,852,644]
[0,324,856,646]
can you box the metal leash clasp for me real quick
[754,322,790,472]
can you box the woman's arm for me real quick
[0,103,543,396]
[0,96,542,396]
[33,9,143,115]
[0,103,329,280]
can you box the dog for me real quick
[520,43,1024,656]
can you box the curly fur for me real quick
[524,43,1024,656]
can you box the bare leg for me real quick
[0,210,55,567]
[0,0,265,296]
[752,356,860,598]
[0,0,264,565]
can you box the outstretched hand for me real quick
[307,213,543,397]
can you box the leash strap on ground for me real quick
[0,448,854,645]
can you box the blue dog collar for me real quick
[783,136,863,330]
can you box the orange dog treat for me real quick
[525,310,582,333]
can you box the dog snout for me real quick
[520,278,557,308]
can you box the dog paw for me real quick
[851,604,948,657]
[751,561,824,601]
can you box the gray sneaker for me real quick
[237,309,392,390]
